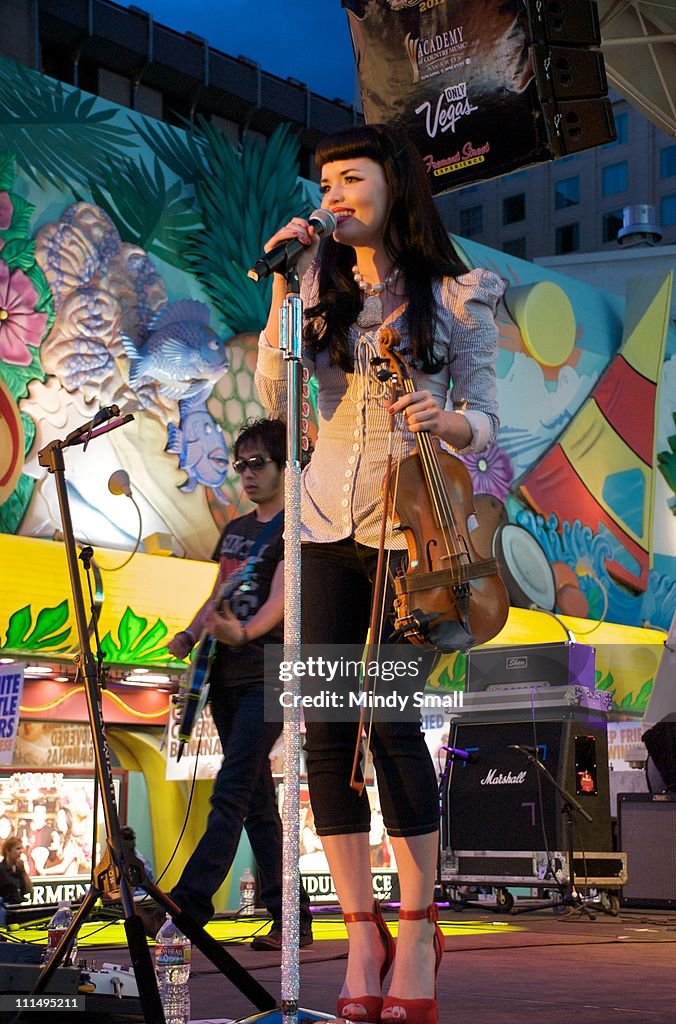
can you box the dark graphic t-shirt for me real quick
[210,511,284,686]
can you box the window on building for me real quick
[602,210,623,243]
[602,162,628,196]
[459,205,483,237]
[503,193,525,224]
[603,112,628,147]
[555,223,580,254]
[660,145,676,179]
[98,69,131,108]
[503,237,527,259]
[660,194,676,226]
[555,177,580,210]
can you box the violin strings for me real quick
[403,379,460,567]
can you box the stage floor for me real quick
[9,901,672,1024]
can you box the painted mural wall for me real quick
[1,57,675,713]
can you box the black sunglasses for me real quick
[233,454,274,474]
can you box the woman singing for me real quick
[256,123,503,1024]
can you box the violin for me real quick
[379,328,509,651]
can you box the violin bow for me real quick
[349,330,402,794]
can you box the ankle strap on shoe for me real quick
[343,910,378,924]
[399,904,439,923]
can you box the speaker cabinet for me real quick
[443,717,612,853]
[618,794,676,908]
[525,0,602,46]
[532,45,609,102]
[541,98,616,155]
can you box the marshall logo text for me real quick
[480,769,528,786]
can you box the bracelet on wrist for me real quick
[180,629,196,645]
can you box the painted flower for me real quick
[458,441,514,502]
[0,260,49,366]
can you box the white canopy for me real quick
[599,0,676,137]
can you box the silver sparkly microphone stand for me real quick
[241,240,334,1024]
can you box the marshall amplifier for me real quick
[442,717,612,853]
[467,641,595,693]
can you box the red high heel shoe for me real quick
[336,902,396,1023]
[380,904,444,1024]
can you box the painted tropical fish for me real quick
[166,400,230,497]
[122,300,228,401]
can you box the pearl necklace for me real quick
[353,265,399,329]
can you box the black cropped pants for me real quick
[301,538,439,838]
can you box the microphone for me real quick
[509,744,540,757]
[108,470,132,497]
[247,209,337,282]
[441,746,477,764]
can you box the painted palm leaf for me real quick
[88,155,201,272]
[186,121,309,334]
[0,58,136,189]
[134,115,206,186]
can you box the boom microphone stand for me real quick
[508,745,595,919]
[21,406,276,1024]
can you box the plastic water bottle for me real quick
[41,901,77,966]
[239,867,255,916]
[154,914,191,1024]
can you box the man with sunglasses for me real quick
[143,418,312,950]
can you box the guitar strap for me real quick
[227,508,285,598]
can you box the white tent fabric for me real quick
[599,0,676,137]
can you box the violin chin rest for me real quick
[429,619,475,653]
[393,608,475,653]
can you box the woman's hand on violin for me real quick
[389,391,474,448]
[264,217,320,281]
[389,390,444,434]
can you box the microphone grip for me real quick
[92,405,121,426]
[247,209,336,282]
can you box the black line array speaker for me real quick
[525,0,615,155]
[443,717,612,853]
[524,0,602,46]
[618,794,676,908]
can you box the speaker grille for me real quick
[619,796,676,906]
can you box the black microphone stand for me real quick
[509,746,595,920]
[17,410,276,1024]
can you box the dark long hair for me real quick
[305,124,467,372]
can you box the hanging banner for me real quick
[344,0,545,193]
[0,663,24,766]
[165,700,223,781]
